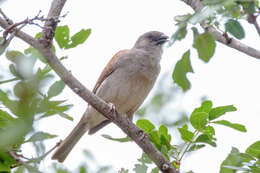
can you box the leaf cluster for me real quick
[0,25,91,172]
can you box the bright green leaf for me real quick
[193,32,216,62]
[149,131,161,149]
[101,134,131,143]
[0,162,10,172]
[48,80,65,98]
[24,131,57,143]
[246,141,260,159]
[212,120,246,132]
[225,19,245,40]
[195,134,216,147]
[190,112,208,130]
[178,124,194,142]
[55,25,70,49]
[66,29,91,49]
[158,125,171,142]
[203,125,215,138]
[209,105,237,120]
[172,50,193,91]
[200,100,213,113]
[136,119,155,133]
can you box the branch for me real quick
[39,0,67,48]
[0,1,178,172]
[248,14,260,37]
[182,0,260,60]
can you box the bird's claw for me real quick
[108,102,116,114]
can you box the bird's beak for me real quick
[155,34,169,45]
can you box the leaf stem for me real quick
[0,77,19,84]
[178,130,200,162]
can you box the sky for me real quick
[2,0,260,173]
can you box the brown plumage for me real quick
[51,31,168,162]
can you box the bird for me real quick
[51,31,169,162]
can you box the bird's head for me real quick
[134,31,169,52]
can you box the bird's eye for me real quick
[147,34,153,39]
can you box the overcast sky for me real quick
[2,0,260,173]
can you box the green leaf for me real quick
[202,125,215,139]
[225,19,245,40]
[101,134,131,142]
[193,32,216,62]
[172,50,193,91]
[149,131,161,149]
[0,162,10,172]
[190,112,208,130]
[158,125,171,142]
[187,144,206,152]
[9,64,20,78]
[6,50,23,62]
[151,167,159,173]
[35,32,41,39]
[212,120,246,132]
[246,141,260,159]
[24,47,46,63]
[136,119,155,133]
[178,124,194,142]
[195,134,216,147]
[189,5,221,24]
[169,25,187,46]
[66,29,91,49]
[209,105,237,120]
[58,112,73,121]
[133,164,148,173]
[220,147,247,173]
[47,80,65,98]
[24,131,57,143]
[55,25,70,49]
[138,153,152,164]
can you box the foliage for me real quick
[0,25,90,172]
[170,0,259,91]
[103,100,249,172]
[220,141,260,173]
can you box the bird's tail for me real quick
[51,116,88,162]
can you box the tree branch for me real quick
[181,0,260,60]
[39,0,67,48]
[0,1,178,172]
[248,14,260,37]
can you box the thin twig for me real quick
[25,141,61,163]
[0,77,19,85]
[0,8,12,25]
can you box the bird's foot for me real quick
[108,102,116,114]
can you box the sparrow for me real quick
[52,31,168,162]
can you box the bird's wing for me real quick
[92,49,128,94]
[88,50,128,134]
